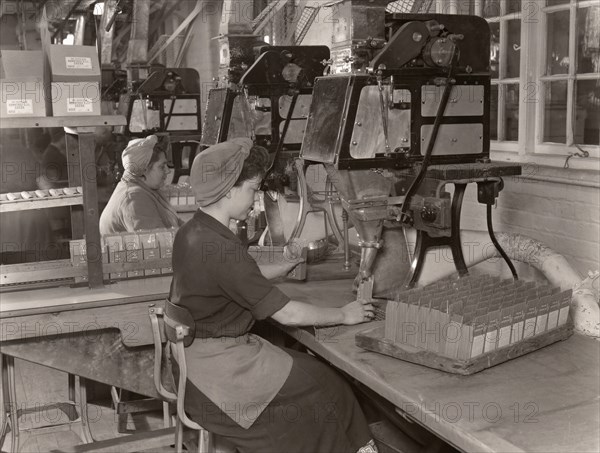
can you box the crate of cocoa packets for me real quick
[355,274,573,375]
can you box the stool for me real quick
[0,354,93,453]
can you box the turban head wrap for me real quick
[121,135,159,176]
[191,138,253,207]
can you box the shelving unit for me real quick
[0,192,83,213]
[0,115,127,289]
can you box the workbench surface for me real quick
[1,277,598,453]
[278,279,600,453]
[0,276,171,317]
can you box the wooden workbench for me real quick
[1,277,172,397]
[277,279,600,453]
[1,277,598,453]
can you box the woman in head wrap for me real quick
[169,138,378,453]
[99,135,182,234]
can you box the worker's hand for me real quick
[341,300,375,325]
[280,252,305,274]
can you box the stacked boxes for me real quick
[0,50,48,118]
[69,238,109,282]
[164,183,196,208]
[47,44,101,116]
[103,234,126,280]
[155,230,175,274]
[123,233,143,278]
[138,232,161,276]
[0,45,102,118]
[69,228,176,282]
[384,275,572,361]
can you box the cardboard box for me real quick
[104,234,126,280]
[534,296,551,336]
[156,229,174,274]
[510,302,526,344]
[50,82,101,116]
[557,290,572,326]
[69,239,87,267]
[469,314,488,359]
[123,233,143,278]
[139,232,160,276]
[0,50,48,118]
[47,44,101,83]
[0,50,44,78]
[497,307,514,348]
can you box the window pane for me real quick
[506,1,522,14]
[575,79,600,145]
[490,22,500,78]
[490,85,498,140]
[576,6,600,74]
[506,19,521,78]
[546,0,570,6]
[543,81,568,143]
[546,10,571,75]
[505,84,520,141]
[482,0,500,18]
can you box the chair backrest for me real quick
[164,299,196,347]
[148,301,201,432]
[148,304,177,402]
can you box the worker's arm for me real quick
[271,299,374,327]
[254,245,305,280]
[257,259,302,280]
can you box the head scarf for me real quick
[122,135,158,176]
[191,138,253,207]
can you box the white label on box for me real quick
[65,56,92,69]
[67,98,93,113]
[7,99,33,114]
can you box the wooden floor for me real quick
[2,359,165,453]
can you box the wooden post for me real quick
[76,127,104,288]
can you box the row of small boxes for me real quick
[0,45,101,118]
[384,274,572,361]
[69,228,175,283]
[163,183,196,207]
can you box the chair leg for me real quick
[0,354,12,452]
[174,417,184,453]
[162,401,171,428]
[5,356,19,453]
[77,377,94,443]
[198,429,213,453]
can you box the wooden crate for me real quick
[356,321,573,375]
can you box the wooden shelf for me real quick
[0,194,83,213]
[0,115,127,129]
[0,115,128,289]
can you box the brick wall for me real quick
[458,170,600,277]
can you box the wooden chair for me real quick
[148,302,214,453]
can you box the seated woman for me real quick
[100,135,182,234]
[169,138,378,453]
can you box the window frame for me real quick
[465,0,600,171]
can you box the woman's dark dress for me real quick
[169,210,372,452]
